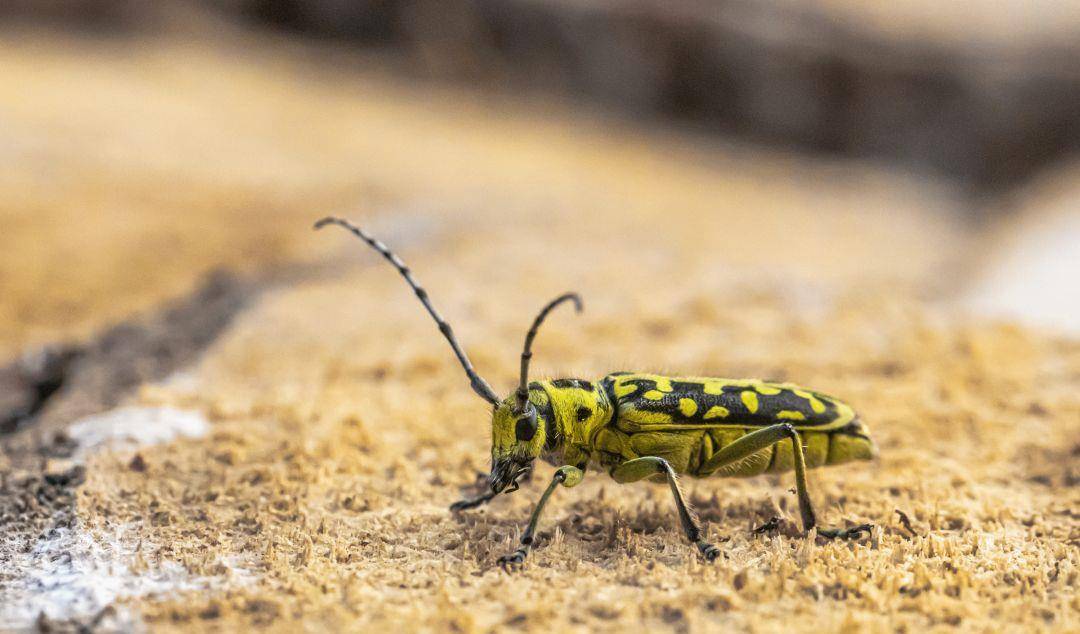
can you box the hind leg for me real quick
[700,424,871,539]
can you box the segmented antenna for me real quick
[314,217,501,406]
[516,292,583,412]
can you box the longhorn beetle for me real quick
[316,217,876,568]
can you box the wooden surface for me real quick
[1,22,1076,633]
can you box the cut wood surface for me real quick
[1,23,1077,633]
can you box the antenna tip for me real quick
[568,292,583,312]
[313,216,336,230]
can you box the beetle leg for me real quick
[449,490,498,512]
[611,457,721,562]
[451,462,533,511]
[498,465,584,569]
[699,424,871,540]
[450,471,499,511]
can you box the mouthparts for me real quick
[490,457,532,494]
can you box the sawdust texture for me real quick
[85,208,1079,631]
[3,22,1078,634]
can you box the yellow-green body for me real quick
[495,372,875,481]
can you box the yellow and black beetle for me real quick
[316,217,876,567]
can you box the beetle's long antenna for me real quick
[314,216,501,406]
[516,292,583,412]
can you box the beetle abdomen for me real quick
[687,428,847,477]
[593,424,873,478]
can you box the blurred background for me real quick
[1,0,1078,356]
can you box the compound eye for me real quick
[514,409,538,442]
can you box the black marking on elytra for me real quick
[614,377,839,428]
[601,376,620,430]
[575,406,592,422]
[834,419,867,437]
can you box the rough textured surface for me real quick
[88,220,1077,633]
[1,22,1077,634]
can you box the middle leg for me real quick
[611,457,721,561]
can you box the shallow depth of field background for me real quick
[0,2,1077,632]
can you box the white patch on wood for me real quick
[67,406,209,459]
[1,521,257,629]
[0,406,255,630]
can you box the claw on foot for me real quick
[696,541,722,562]
[817,523,873,540]
[752,516,783,535]
[450,490,497,512]
[498,548,528,570]
[449,499,474,512]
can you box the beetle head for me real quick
[488,394,547,493]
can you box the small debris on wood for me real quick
[896,509,919,537]
[129,453,148,472]
[752,516,782,535]
[42,459,85,488]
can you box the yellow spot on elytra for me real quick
[833,401,856,426]
[703,382,724,395]
[653,377,673,393]
[704,406,729,419]
[679,399,698,417]
[755,384,781,395]
[794,389,827,414]
[777,410,806,420]
[614,382,637,398]
[644,390,664,400]
[741,391,759,413]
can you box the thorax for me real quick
[532,378,613,465]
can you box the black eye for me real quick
[575,406,591,422]
[515,409,538,441]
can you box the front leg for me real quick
[450,489,498,511]
[611,457,721,561]
[498,465,585,569]
[450,471,497,511]
[450,465,535,511]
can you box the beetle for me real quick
[316,217,876,567]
